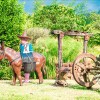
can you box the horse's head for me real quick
[0,41,5,60]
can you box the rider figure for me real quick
[18,31,34,83]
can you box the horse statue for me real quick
[0,41,46,86]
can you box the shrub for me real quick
[0,0,25,50]
[26,27,50,43]
[89,33,100,46]
[0,60,12,80]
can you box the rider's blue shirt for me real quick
[20,43,34,58]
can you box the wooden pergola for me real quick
[52,30,92,69]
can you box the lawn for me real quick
[0,79,100,100]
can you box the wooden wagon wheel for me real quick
[72,53,98,88]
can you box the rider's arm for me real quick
[29,43,34,52]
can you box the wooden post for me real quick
[58,34,64,69]
[83,35,90,53]
[1,41,4,50]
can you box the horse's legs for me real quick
[37,71,43,84]
[14,67,22,86]
[36,65,43,84]
[12,70,17,85]
[17,74,22,86]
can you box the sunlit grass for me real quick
[88,46,100,56]
[0,80,100,100]
[76,96,100,100]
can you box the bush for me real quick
[26,27,50,43]
[0,0,25,50]
[0,60,12,80]
[0,0,25,80]
[89,33,100,46]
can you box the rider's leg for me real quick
[24,73,30,83]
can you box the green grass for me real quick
[88,46,100,56]
[0,80,100,100]
[76,96,100,100]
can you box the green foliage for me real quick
[91,13,100,31]
[32,1,100,33]
[34,36,58,78]
[85,13,100,33]
[26,27,50,44]
[33,4,75,30]
[62,37,83,62]
[0,0,25,50]
[74,0,88,15]
[23,14,34,29]
[0,60,12,80]
[89,33,100,46]
[33,0,44,11]
[98,10,100,14]
[0,67,12,80]
[0,0,25,80]
[34,36,82,78]
[33,4,89,32]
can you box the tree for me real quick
[33,0,44,12]
[33,4,87,31]
[0,0,25,50]
[98,10,100,14]
[33,4,73,30]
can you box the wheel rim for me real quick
[72,53,98,88]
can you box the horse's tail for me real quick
[41,57,46,75]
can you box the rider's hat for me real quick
[18,31,31,40]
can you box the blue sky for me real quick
[19,0,100,14]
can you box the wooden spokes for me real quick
[72,53,98,88]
